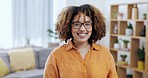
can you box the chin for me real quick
[75,39,88,43]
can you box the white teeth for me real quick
[78,33,86,36]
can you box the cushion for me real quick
[8,48,36,72]
[0,50,11,72]
[0,57,10,77]
[38,48,53,68]
[33,47,44,69]
[33,49,40,69]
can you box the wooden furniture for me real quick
[109,2,148,78]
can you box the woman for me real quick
[44,4,118,78]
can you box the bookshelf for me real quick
[110,2,148,78]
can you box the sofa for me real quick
[0,47,54,78]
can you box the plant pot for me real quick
[137,61,144,70]
[118,61,128,65]
[121,56,126,61]
[127,43,130,49]
[125,29,133,36]
[114,43,120,49]
[123,43,128,48]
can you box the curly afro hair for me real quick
[55,4,106,43]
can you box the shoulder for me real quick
[93,43,109,52]
[93,43,112,59]
[49,44,68,56]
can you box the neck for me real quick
[73,41,91,50]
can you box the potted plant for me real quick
[137,46,145,70]
[118,54,128,65]
[47,28,58,39]
[47,28,59,47]
[120,54,127,62]
[112,11,118,19]
[125,22,133,36]
[119,39,129,49]
[143,13,147,20]
[114,39,120,49]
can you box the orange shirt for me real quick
[44,41,118,78]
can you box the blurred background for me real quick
[0,0,148,78]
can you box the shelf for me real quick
[131,36,146,40]
[111,19,118,21]
[116,65,146,77]
[110,34,146,39]
[132,68,145,73]
[111,19,146,21]
[110,34,118,37]
[127,19,146,22]
[115,35,132,37]
[110,34,132,37]
[110,2,148,78]
[110,48,118,52]
[110,48,130,52]
[116,64,130,69]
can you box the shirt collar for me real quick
[65,40,76,51]
[92,42,100,51]
[65,40,100,52]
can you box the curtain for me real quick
[12,0,52,47]
[0,0,12,49]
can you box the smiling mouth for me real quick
[77,33,87,38]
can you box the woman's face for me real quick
[71,13,92,43]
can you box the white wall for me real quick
[0,0,12,49]
[66,0,106,17]
[53,0,66,30]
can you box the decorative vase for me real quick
[114,43,120,49]
[140,25,146,37]
[138,61,144,70]
[117,13,123,20]
[125,28,133,36]
[114,24,118,34]
[127,43,130,49]
[132,4,139,19]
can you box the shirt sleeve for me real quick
[107,52,118,78]
[43,52,59,78]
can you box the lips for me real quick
[77,33,87,38]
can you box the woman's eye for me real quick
[85,23,91,26]
[74,23,80,26]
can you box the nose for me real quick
[79,25,86,31]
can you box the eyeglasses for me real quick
[72,21,92,29]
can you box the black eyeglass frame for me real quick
[72,21,92,29]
